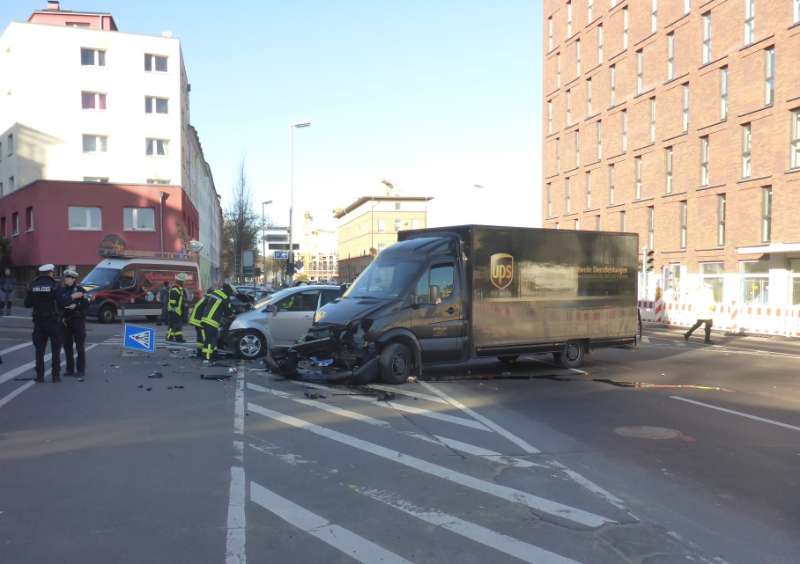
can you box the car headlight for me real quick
[314,309,326,324]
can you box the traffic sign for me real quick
[274,250,289,260]
[123,324,156,353]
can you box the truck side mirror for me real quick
[429,285,440,305]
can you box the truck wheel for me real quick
[236,330,265,359]
[379,342,412,385]
[99,305,116,324]
[556,342,584,369]
[498,355,519,365]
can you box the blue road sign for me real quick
[123,324,156,353]
[274,250,289,260]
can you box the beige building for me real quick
[299,212,338,282]
[335,196,432,282]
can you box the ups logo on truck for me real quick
[490,253,514,290]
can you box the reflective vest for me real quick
[167,285,185,316]
[189,293,209,327]
[200,289,231,329]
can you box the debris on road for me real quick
[145,387,152,391]
[148,371,164,379]
[137,384,143,389]
[303,391,326,400]
[200,373,232,380]
[406,376,417,384]
[13,377,33,381]
[376,390,396,402]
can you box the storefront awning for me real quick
[737,242,800,254]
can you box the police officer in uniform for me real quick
[24,264,67,383]
[188,287,213,357]
[200,283,234,362]
[166,273,187,342]
[59,269,89,377]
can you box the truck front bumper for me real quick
[264,336,379,385]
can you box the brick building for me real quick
[542,0,800,334]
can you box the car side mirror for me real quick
[429,286,440,305]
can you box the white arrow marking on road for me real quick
[247,403,615,528]
[250,481,414,564]
[671,396,800,432]
[355,487,583,564]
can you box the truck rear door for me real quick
[410,262,467,364]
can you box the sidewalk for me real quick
[644,322,800,354]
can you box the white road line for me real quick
[356,488,582,564]
[545,461,628,511]
[247,403,614,528]
[406,433,548,469]
[250,481,413,564]
[225,466,247,564]
[234,364,245,435]
[0,381,35,409]
[0,342,33,356]
[365,383,451,405]
[0,343,98,387]
[246,382,291,398]
[420,382,540,454]
[671,396,800,432]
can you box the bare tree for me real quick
[222,158,260,278]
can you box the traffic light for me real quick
[645,250,655,272]
[285,260,295,278]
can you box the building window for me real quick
[647,206,655,249]
[567,0,573,36]
[566,89,572,124]
[556,52,561,88]
[586,78,593,115]
[702,13,712,64]
[701,262,724,302]
[608,164,615,205]
[744,0,755,45]
[394,218,405,232]
[597,24,604,63]
[7,134,13,156]
[81,91,106,110]
[610,64,616,106]
[11,212,19,236]
[123,207,156,231]
[68,207,102,231]
[635,156,642,199]
[761,186,772,242]
[547,100,553,133]
[146,178,171,185]
[651,0,658,32]
[146,138,169,156]
[80,47,105,66]
[720,66,728,120]
[546,183,553,217]
[596,120,603,159]
[548,16,553,50]
[586,171,592,209]
[565,177,572,214]
[680,200,688,249]
[8,176,14,192]
[741,260,769,304]
[621,109,628,152]
[667,33,675,80]
[623,7,629,50]
[700,135,710,186]
[574,218,580,230]
[25,207,33,232]
[742,123,752,178]
[649,98,657,143]
[764,47,775,106]
[795,0,800,24]
[684,0,692,15]
[717,194,726,246]
[619,210,626,231]
[0,182,3,196]
[789,259,800,304]
[682,83,690,132]
[82,134,108,153]
[792,109,800,169]
[587,0,593,22]
[83,177,108,183]
[377,219,386,232]
[576,39,581,75]
[595,215,601,230]
[0,217,5,236]
[636,50,644,94]
[556,137,561,173]
[665,146,673,193]
[144,54,168,72]
[575,129,581,166]
[145,96,168,114]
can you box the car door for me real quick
[268,290,321,345]
[410,262,467,364]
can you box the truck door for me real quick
[410,262,467,364]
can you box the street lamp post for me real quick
[261,200,273,285]
[288,121,311,282]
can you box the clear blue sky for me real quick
[1,0,542,228]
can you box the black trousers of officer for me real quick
[63,316,86,374]
[33,318,62,381]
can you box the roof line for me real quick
[335,195,434,218]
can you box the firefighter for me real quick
[166,273,187,342]
[188,287,213,357]
[59,269,89,377]
[200,283,234,362]
[24,264,68,383]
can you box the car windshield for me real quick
[344,258,422,299]
[81,267,119,288]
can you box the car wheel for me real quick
[379,342,412,385]
[99,305,116,324]
[556,341,585,369]
[236,330,265,359]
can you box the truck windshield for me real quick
[345,259,422,300]
[81,267,119,288]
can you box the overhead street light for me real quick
[288,120,311,282]
[262,200,273,284]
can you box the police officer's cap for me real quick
[63,269,79,278]
[175,273,188,282]
[38,263,55,273]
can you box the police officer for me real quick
[24,264,68,383]
[59,269,89,377]
[166,273,187,342]
[200,283,234,362]
[188,287,213,357]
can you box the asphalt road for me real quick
[1,316,799,563]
